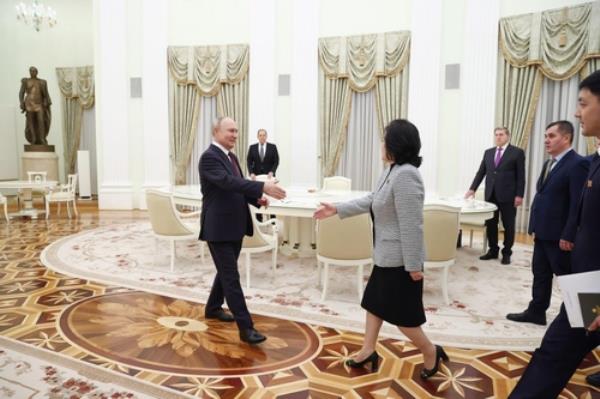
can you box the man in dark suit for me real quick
[199,117,286,345]
[466,127,526,264]
[509,70,600,398]
[247,129,279,179]
[506,121,588,326]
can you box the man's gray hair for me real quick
[212,117,227,134]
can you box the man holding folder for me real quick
[509,71,600,397]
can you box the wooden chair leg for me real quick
[72,199,78,216]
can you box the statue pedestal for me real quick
[21,151,59,182]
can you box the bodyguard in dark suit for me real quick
[466,127,526,264]
[509,70,600,399]
[247,129,279,178]
[199,117,286,344]
[506,121,588,326]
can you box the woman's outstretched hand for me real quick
[313,202,337,220]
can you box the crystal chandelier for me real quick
[16,0,57,32]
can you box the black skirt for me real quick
[361,265,426,327]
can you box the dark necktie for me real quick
[542,158,556,183]
[228,152,241,177]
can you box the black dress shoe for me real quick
[586,371,600,388]
[501,255,511,265]
[239,328,267,344]
[506,310,546,325]
[479,252,499,260]
[346,351,380,372]
[205,309,235,322]
[420,345,449,379]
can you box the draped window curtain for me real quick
[187,96,218,185]
[167,45,249,184]
[336,90,383,190]
[318,31,410,185]
[497,2,600,232]
[55,66,95,179]
[497,2,600,149]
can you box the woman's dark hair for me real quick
[384,119,422,168]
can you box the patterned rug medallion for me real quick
[58,291,321,376]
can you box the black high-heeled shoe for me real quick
[420,345,449,379]
[346,351,380,372]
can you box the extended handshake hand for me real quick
[263,180,286,200]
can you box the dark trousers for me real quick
[509,305,599,398]
[527,239,570,315]
[205,240,253,330]
[486,193,516,256]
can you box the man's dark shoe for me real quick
[205,309,235,322]
[586,371,600,388]
[506,311,546,326]
[239,328,267,344]
[479,252,499,260]
[501,255,511,265]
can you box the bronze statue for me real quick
[19,66,52,145]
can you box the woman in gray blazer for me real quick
[314,119,448,378]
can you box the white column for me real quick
[249,0,276,144]
[290,0,319,188]
[458,0,500,194]
[140,0,170,209]
[407,0,443,195]
[94,0,132,209]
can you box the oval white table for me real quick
[166,185,497,257]
[0,180,58,219]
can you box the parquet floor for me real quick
[0,201,598,398]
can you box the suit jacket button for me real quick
[494,171,497,174]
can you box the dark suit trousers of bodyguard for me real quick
[508,306,599,398]
[527,239,570,315]
[205,241,253,330]
[485,192,516,256]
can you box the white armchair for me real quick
[424,204,461,305]
[145,189,204,272]
[322,176,351,191]
[0,194,8,223]
[316,213,372,301]
[241,208,279,289]
[45,174,78,219]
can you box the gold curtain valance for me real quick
[499,2,600,80]
[55,66,95,109]
[168,44,249,96]
[319,31,410,92]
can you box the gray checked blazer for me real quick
[336,164,425,271]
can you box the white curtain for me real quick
[186,96,218,185]
[336,89,383,191]
[79,108,97,195]
[516,75,587,232]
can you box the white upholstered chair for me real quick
[45,174,78,219]
[316,213,372,301]
[21,170,48,206]
[0,194,8,223]
[145,189,204,272]
[241,207,279,289]
[460,188,491,252]
[423,204,461,305]
[323,176,351,191]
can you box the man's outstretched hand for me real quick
[263,181,286,200]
